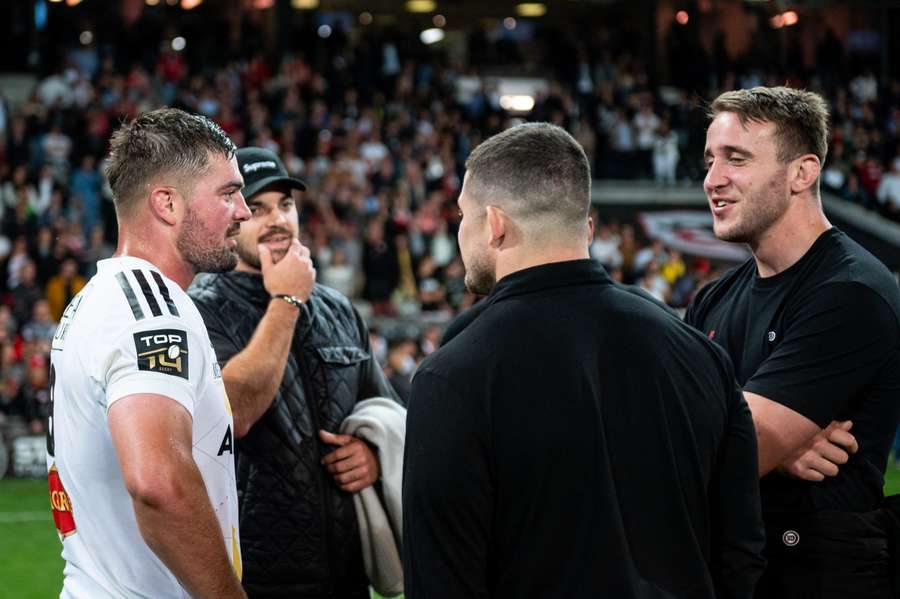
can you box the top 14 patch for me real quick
[133,329,189,380]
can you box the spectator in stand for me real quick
[21,299,57,357]
[634,101,661,178]
[70,155,103,235]
[45,258,86,321]
[653,118,680,185]
[876,155,900,221]
[9,259,42,326]
[17,354,51,434]
[81,225,115,278]
[0,165,37,212]
[362,219,397,316]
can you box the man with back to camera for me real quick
[47,108,249,598]
[686,86,900,598]
[188,147,401,598]
[402,122,766,599]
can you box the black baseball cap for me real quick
[236,147,307,199]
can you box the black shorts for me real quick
[754,509,892,599]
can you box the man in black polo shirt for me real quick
[686,86,900,598]
[403,122,766,598]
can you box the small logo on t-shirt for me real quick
[767,331,777,342]
[782,529,799,547]
[133,329,189,380]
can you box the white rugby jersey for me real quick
[46,256,241,599]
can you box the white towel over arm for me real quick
[341,397,406,597]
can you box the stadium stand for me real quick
[0,0,899,470]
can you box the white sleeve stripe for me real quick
[132,269,163,317]
[151,270,181,317]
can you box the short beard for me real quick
[235,230,293,270]
[463,252,496,296]
[717,169,790,244]
[176,207,238,274]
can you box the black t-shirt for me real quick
[686,228,900,514]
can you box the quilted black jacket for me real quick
[189,271,399,599]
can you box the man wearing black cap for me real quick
[188,147,399,598]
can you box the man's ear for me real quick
[485,205,507,249]
[587,216,595,246]
[790,154,821,196]
[148,186,179,226]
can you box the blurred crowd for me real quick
[0,17,898,427]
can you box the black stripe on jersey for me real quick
[115,272,145,320]
[151,271,180,317]
[132,270,162,317]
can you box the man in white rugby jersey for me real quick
[46,108,250,598]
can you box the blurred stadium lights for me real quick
[499,94,535,112]
[359,11,373,24]
[252,0,273,8]
[516,3,546,17]
[675,10,689,25]
[48,0,62,3]
[318,24,332,38]
[770,10,799,29]
[79,30,93,45]
[65,0,82,5]
[181,0,202,8]
[171,36,186,51]
[146,0,160,5]
[291,0,319,8]
[433,14,446,27]
[34,0,48,30]
[166,0,179,6]
[405,0,436,13]
[503,16,517,30]
[419,27,445,44]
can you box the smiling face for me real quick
[234,183,300,271]
[703,112,791,245]
[175,152,249,274]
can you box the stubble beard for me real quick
[463,251,497,296]
[176,208,239,274]
[235,231,293,270]
[716,170,791,245]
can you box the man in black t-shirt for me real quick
[686,86,900,598]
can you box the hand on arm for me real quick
[777,420,858,481]
[743,391,822,477]
[109,395,246,599]
[320,430,380,493]
[222,239,315,438]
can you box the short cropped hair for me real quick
[105,108,236,214]
[709,86,829,164]
[464,122,591,231]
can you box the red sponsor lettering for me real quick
[48,464,76,538]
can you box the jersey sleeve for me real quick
[102,315,205,418]
[744,282,900,427]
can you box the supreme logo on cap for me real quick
[243,160,278,174]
